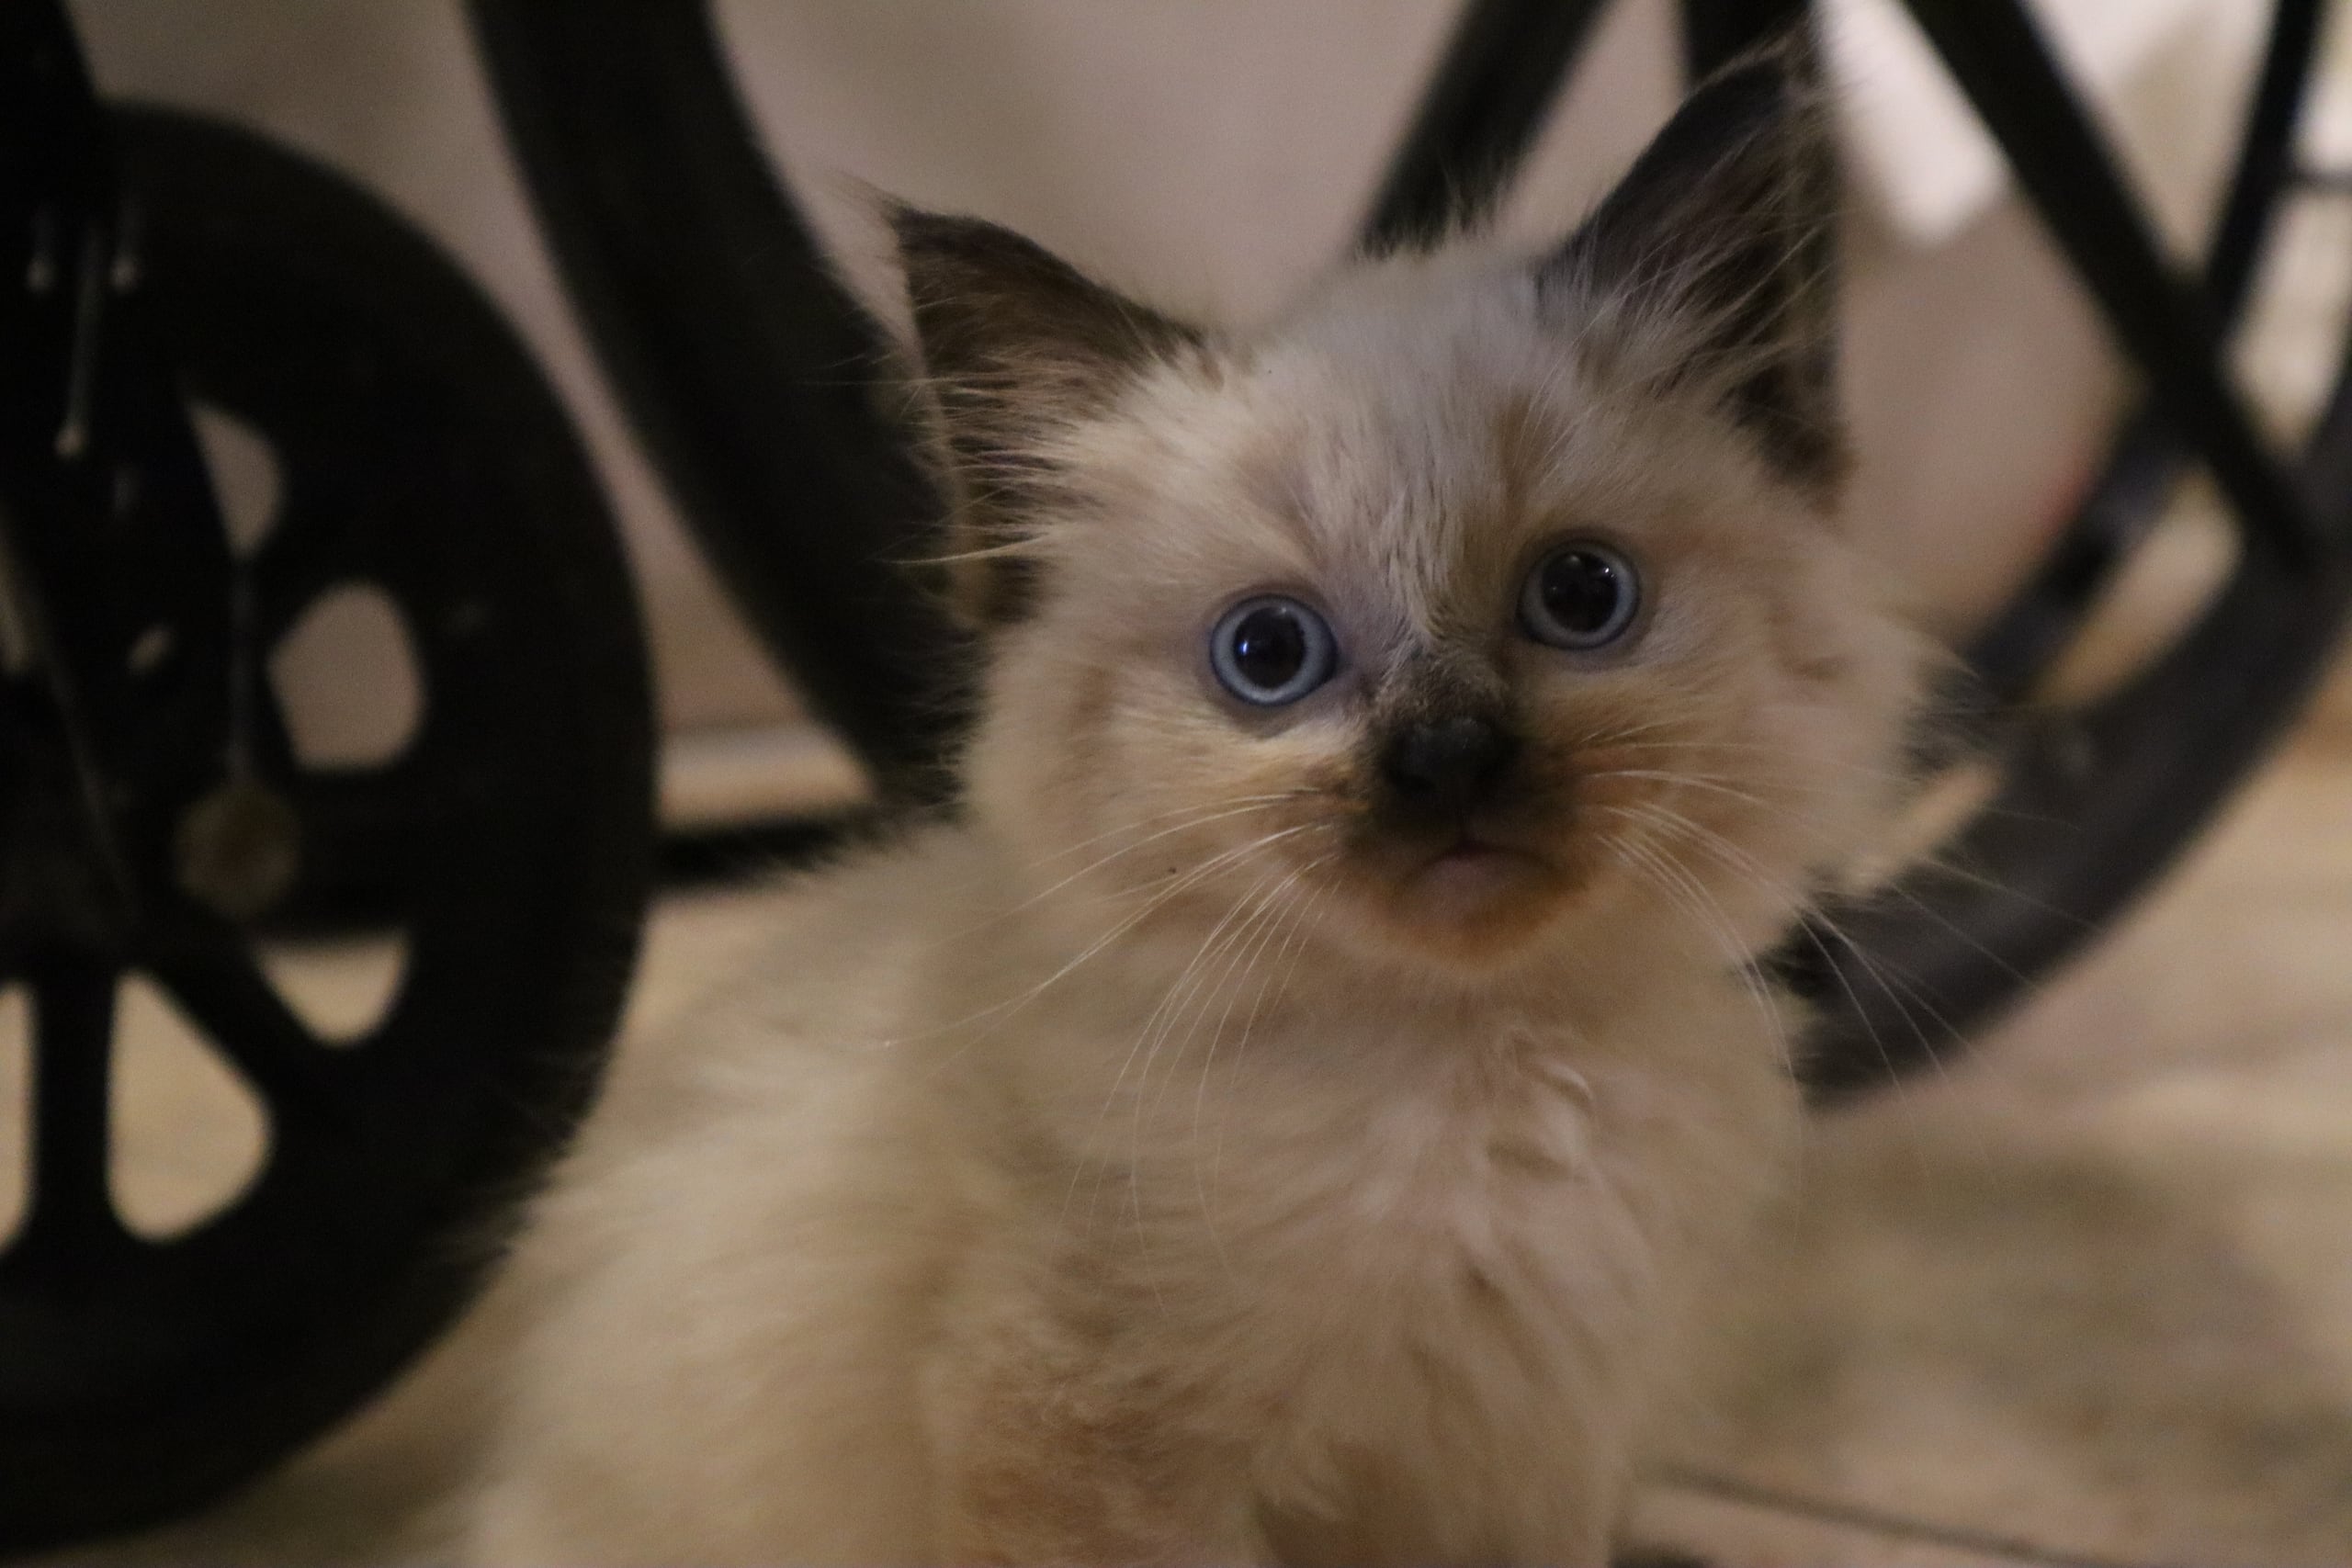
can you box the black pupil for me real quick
[1541,550,1623,634]
[1231,606,1307,690]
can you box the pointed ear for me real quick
[892,207,1203,623]
[1544,39,1845,497]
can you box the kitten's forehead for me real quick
[1199,265,1656,624]
[1064,253,1773,664]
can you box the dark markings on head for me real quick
[1539,34,1847,500]
[892,207,1205,626]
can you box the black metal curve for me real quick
[1359,0,1612,251]
[1798,0,2352,1095]
[2210,0,2325,317]
[468,0,965,806]
[1804,506,2352,1098]
[1966,0,2324,701]
[1905,0,2320,568]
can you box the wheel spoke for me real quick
[1904,0,2322,566]
[139,911,345,1119]
[13,954,126,1265]
[248,500,371,649]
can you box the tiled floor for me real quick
[1632,680,2352,1568]
[31,677,2352,1568]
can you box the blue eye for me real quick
[1210,596,1338,706]
[1520,542,1640,649]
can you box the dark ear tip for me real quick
[1689,55,1791,114]
[1642,31,1833,196]
[882,199,922,241]
[882,197,933,252]
[887,203,1000,271]
[888,205,1085,305]
[1703,17,1817,73]
[1686,25,1827,123]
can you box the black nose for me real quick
[1380,715,1520,816]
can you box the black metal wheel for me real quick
[474,0,2352,1098]
[0,30,655,1551]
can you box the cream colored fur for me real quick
[465,60,1926,1567]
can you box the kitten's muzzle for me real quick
[1378,714,1521,822]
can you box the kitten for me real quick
[465,47,1924,1568]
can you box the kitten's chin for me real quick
[1412,840,1550,919]
[1341,835,1581,976]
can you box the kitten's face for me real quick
[964,271,1917,978]
[905,51,1921,983]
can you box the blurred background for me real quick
[12,2,2352,1564]
[65,0,2302,827]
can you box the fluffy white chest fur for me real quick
[467,830,1797,1567]
[466,40,1920,1568]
